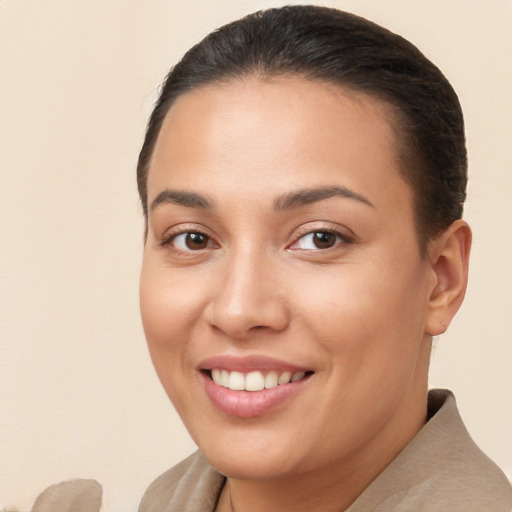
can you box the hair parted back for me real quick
[137,5,467,246]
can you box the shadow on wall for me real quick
[1,479,102,512]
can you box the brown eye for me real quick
[295,230,343,250]
[185,232,208,249]
[172,232,211,251]
[312,232,336,249]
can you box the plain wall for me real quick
[1,1,511,510]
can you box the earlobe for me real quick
[425,220,472,336]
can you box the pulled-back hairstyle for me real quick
[137,5,467,248]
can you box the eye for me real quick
[294,230,346,250]
[170,232,214,251]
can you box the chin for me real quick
[191,423,307,480]
[204,448,301,480]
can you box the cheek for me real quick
[139,267,198,419]
[139,260,203,381]
[140,256,203,336]
[294,254,429,369]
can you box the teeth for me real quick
[264,371,278,388]
[211,369,222,385]
[228,371,245,391]
[278,371,292,385]
[291,371,305,382]
[210,369,307,391]
[221,369,230,387]
[245,371,265,391]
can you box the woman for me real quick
[137,6,511,511]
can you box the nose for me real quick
[205,249,290,340]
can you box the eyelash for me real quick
[159,226,354,254]
[159,229,215,251]
[289,228,354,251]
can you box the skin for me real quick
[140,77,471,512]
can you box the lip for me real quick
[198,354,309,373]
[198,355,313,419]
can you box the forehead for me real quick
[148,77,413,218]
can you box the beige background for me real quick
[1,0,511,510]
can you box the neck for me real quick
[216,381,429,512]
[218,465,376,512]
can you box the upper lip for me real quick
[198,354,310,373]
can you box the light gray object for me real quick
[30,479,102,512]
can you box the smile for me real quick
[210,369,309,391]
[198,356,314,418]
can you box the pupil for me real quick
[186,233,207,250]
[313,232,335,249]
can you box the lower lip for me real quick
[200,372,311,419]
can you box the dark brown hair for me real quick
[137,5,467,247]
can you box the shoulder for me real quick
[405,389,512,511]
[377,435,512,512]
[138,451,225,512]
[349,390,512,512]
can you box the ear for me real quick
[425,219,472,336]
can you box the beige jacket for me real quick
[138,390,512,511]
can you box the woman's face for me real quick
[140,77,437,480]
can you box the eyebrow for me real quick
[273,185,374,210]
[150,190,212,211]
[149,184,373,213]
